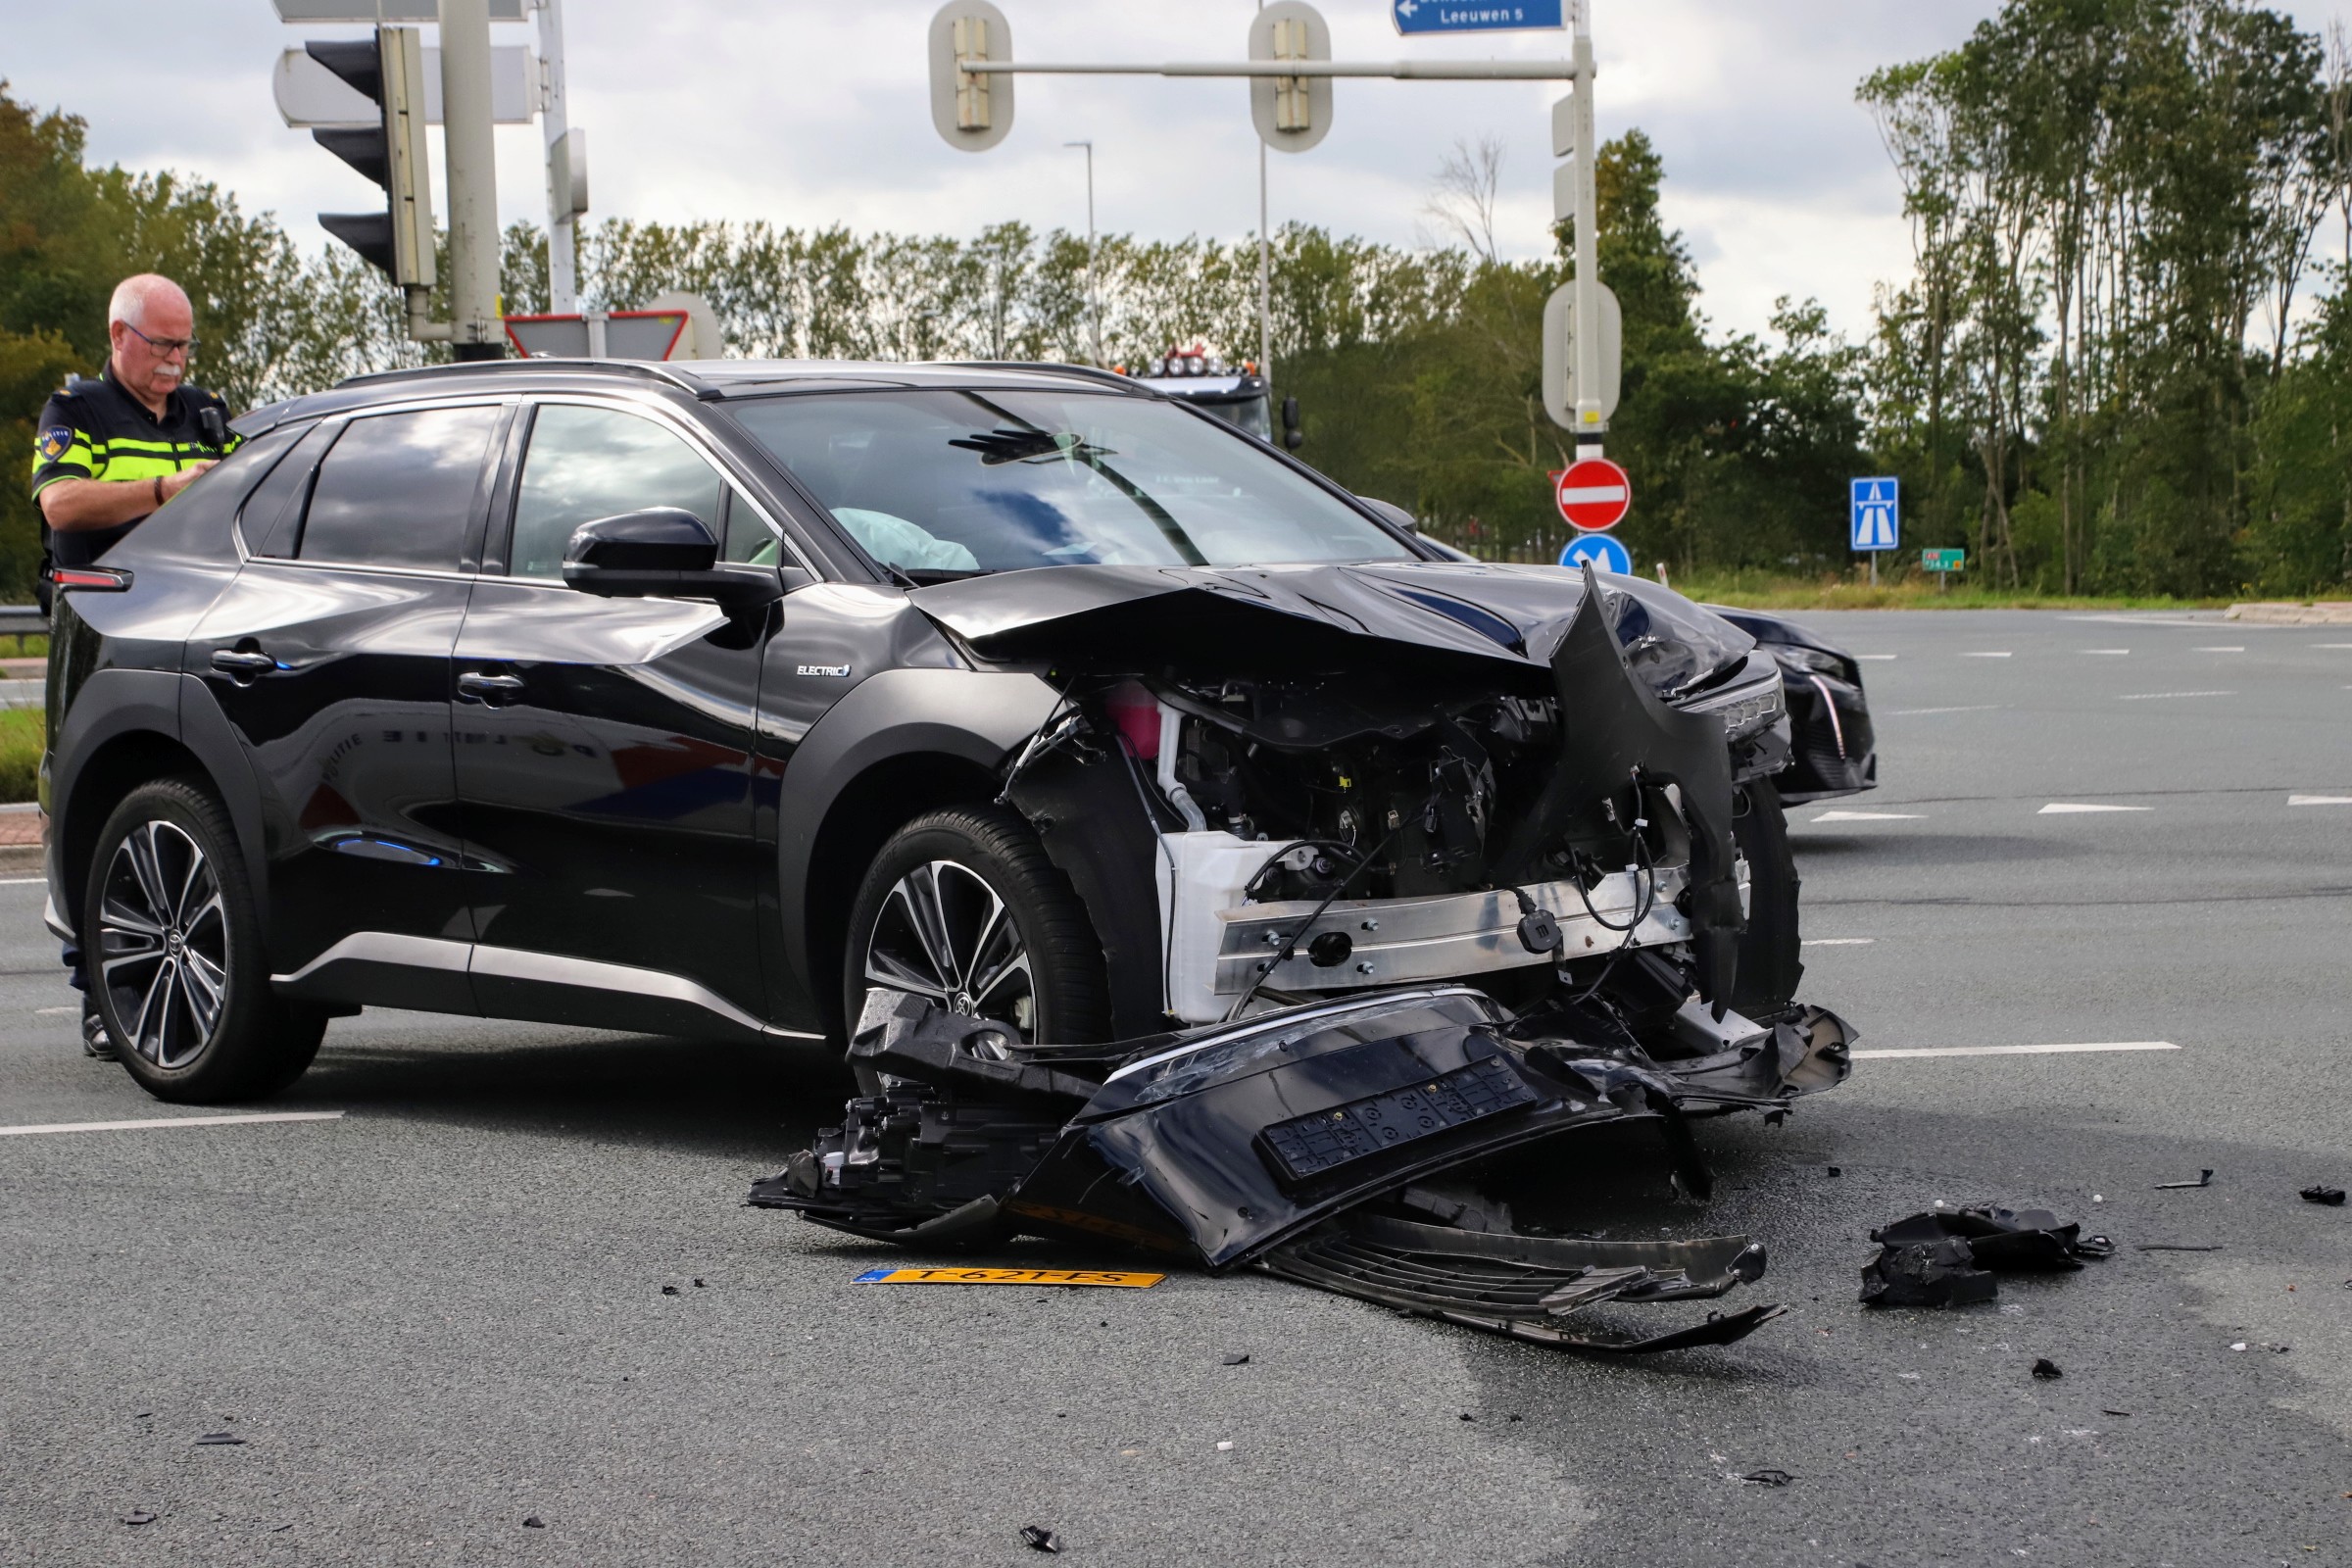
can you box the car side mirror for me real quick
[562,508,783,611]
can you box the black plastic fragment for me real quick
[2299,1185,2346,1206]
[194,1433,244,1446]
[122,1511,156,1526]
[1859,1235,1996,1307]
[661,1285,679,1296]
[1741,1469,1795,1487]
[522,1517,546,1529]
[2032,1357,2063,1380]
[1222,1353,1250,1366]
[1021,1524,1064,1553]
[2135,1244,2225,1252]
[2154,1169,2215,1190]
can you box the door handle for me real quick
[210,649,276,679]
[457,670,525,704]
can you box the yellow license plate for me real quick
[852,1266,1165,1289]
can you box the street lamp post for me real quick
[1063,138,1102,366]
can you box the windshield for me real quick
[725,388,1411,576]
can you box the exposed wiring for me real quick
[1242,839,1359,902]
[1221,799,1433,1023]
[995,689,1082,806]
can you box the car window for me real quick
[229,421,327,558]
[719,488,781,566]
[296,407,500,571]
[509,404,724,580]
[723,388,1412,577]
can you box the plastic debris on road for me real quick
[2154,1169,2216,1190]
[2299,1185,2345,1206]
[1861,1205,2111,1307]
[1020,1525,1063,1553]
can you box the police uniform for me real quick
[29,363,237,573]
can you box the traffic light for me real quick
[308,27,435,288]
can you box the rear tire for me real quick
[82,780,325,1103]
[1731,776,1804,1020]
[844,805,1111,1049]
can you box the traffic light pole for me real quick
[440,0,505,360]
[537,0,578,314]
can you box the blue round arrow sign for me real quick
[1559,533,1632,574]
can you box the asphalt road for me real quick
[2,608,2348,1567]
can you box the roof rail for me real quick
[335,358,716,398]
[939,361,1147,394]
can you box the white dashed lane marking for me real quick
[1803,939,1875,947]
[2289,795,2352,806]
[1810,810,1924,822]
[1856,654,1898,662]
[2081,649,2131,656]
[2193,646,2245,653]
[2117,691,2233,701]
[2039,803,2153,814]
[1889,706,2006,716]
[0,1111,346,1138]
[1853,1042,2180,1060]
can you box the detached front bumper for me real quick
[1778,671,1877,802]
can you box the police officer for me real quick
[29,272,237,1059]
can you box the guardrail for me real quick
[0,606,44,639]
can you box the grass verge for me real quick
[1658,570,2231,612]
[0,708,42,804]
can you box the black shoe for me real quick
[80,1008,117,1061]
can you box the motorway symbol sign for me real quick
[1560,532,1632,575]
[1554,457,1632,531]
[1393,1,1565,34]
[1850,476,1899,552]
[1922,548,1966,572]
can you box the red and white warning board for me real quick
[1553,457,1632,531]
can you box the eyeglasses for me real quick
[122,321,199,357]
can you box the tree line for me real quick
[3,0,2347,602]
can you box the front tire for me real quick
[82,780,324,1103]
[844,805,1110,1048]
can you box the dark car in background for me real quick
[1702,607,1878,803]
[41,358,1831,1103]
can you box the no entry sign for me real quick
[1554,458,1632,531]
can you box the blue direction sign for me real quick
[1394,1,1565,36]
[1850,476,1899,552]
[1560,532,1632,575]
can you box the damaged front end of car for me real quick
[759,563,1855,1351]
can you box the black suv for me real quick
[43,360,1805,1102]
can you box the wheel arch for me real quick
[50,671,269,944]
[775,667,1061,1038]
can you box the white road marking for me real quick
[1810,810,1924,822]
[1803,938,1876,947]
[1853,1042,2180,1060]
[1890,705,2006,715]
[1856,654,1898,661]
[1962,651,2013,658]
[0,877,45,886]
[2316,643,2352,650]
[2039,803,2153,814]
[2117,690,2234,701]
[2193,646,2245,653]
[0,1110,345,1138]
[2081,649,2131,656]
[33,1005,74,1015]
[2289,794,2352,806]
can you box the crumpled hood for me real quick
[907,561,1754,698]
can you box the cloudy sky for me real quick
[12,1,2352,344]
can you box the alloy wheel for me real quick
[96,821,228,1068]
[863,859,1036,1040]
